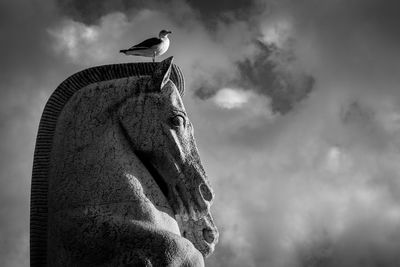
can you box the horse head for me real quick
[117,57,218,256]
[31,57,218,266]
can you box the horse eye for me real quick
[170,115,185,128]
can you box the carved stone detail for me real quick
[30,57,218,266]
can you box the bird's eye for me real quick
[170,115,185,128]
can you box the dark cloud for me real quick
[340,102,373,126]
[236,42,314,114]
[194,84,217,100]
[194,41,314,114]
[0,0,57,80]
[55,0,151,24]
[186,0,258,26]
[187,0,251,15]
[56,0,256,25]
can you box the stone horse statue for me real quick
[30,57,218,266]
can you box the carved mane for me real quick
[30,60,184,266]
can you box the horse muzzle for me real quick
[176,213,219,257]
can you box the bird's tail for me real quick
[119,49,128,54]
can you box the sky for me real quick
[1,0,400,266]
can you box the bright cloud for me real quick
[48,12,128,64]
[260,17,293,48]
[212,88,251,109]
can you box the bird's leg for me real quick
[153,52,155,63]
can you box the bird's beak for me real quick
[167,31,172,34]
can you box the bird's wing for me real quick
[129,37,162,49]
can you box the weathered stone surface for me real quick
[30,57,218,266]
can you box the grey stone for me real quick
[30,57,218,266]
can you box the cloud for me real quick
[212,88,267,110]
[202,1,400,266]
[48,12,128,65]
[235,41,314,114]
[213,88,250,109]
[193,14,315,115]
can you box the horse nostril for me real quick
[199,183,213,202]
[203,228,215,244]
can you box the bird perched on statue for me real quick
[120,30,172,62]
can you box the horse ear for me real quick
[152,56,173,89]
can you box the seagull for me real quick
[120,30,172,62]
